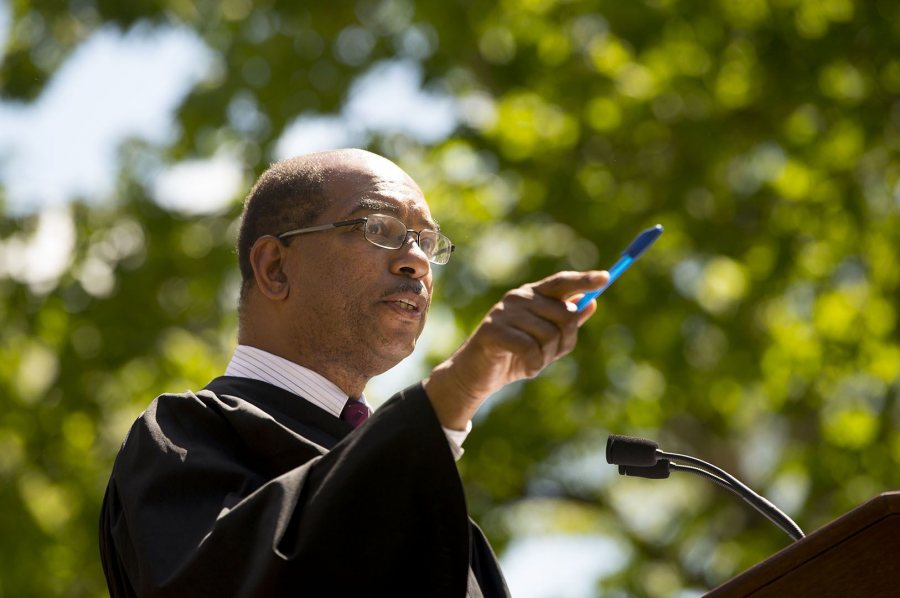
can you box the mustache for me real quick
[381,281,427,299]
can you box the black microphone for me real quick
[606,434,805,542]
[606,434,659,467]
[618,459,671,479]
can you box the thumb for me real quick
[566,292,600,326]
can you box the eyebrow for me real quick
[346,198,441,232]
[353,198,400,214]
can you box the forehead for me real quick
[323,166,436,228]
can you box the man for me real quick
[100,149,608,597]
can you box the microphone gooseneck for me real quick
[606,434,805,542]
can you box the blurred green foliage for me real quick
[2,0,899,595]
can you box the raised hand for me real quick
[424,270,608,430]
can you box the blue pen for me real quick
[575,224,664,312]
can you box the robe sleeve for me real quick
[100,383,473,597]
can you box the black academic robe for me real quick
[99,377,509,597]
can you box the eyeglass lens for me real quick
[364,215,452,264]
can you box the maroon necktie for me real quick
[340,398,370,428]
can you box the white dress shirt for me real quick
[225,345,470,459]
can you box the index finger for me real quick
[531,270,610,300]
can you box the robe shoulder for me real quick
[100,379,472,597]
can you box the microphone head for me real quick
[618,460,671,479]
[606,434,659,467]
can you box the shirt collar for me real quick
[224,345,366,418]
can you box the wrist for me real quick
[423,361,483,430]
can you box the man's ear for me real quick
[249,235,291,301]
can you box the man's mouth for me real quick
[394,299,418,312]
[380,283,428,320]
[380,292,427,318]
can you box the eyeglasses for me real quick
[277,213,455,265]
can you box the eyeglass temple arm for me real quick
[277,218,366,240]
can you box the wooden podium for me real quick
[706,491,900,596]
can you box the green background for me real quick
[2,0,899,595]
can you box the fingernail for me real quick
[566,301,578,313]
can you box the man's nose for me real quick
[391,233,431,278]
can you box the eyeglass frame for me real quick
[276,213,456,265]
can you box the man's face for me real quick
[280,157,436,379]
